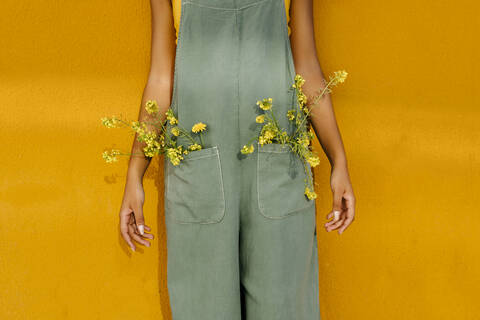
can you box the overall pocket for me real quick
[257,143,314,219]
[165,146,226,224]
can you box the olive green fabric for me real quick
[164,0,320,318]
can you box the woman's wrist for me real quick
[328,152,348,171]
[126,157,149,185]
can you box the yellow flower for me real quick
[308,129,315,140]
[294,74,306,89]
[137,130,157,145]
[264,130,275,140]
[332,70,348,85]
[166,147,184,165]
[192,122,207,133]
[165,109,178,125]
[171,127,180,137]
[189,143,202,151]
[101,116,119,128]
[297,91,307,107]
[305,186,317,200]
[286,110,296,121]
[143,141,161,158]
[255,115,265,123]
[258,136,267,145]
[241,144,254,154]
[306,154,320,167]
[145,100,159,114]
[131,121,147,135]
[258,134,274,146]
[256,98,273,111]
[297,135,310,148]
[102,149,121,163]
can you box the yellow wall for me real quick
[0,0,478,319]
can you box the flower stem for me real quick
[292,78,334,137]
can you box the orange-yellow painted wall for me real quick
[0,0,478,319]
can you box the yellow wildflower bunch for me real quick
[240,70,348,200]
[101,100,209,166]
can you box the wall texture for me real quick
[0,0,478,319]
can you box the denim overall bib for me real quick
[164,0,320,318]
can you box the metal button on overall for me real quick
[163,0,320,319]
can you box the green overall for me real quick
[164,0,320,318]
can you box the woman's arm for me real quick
[127,0,176,182]
[119,0,177,252]
[289,0,355,234]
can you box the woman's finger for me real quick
[325,212,346,231]
[132,223,154,239]
[119,209,136,252]
[132,203,146,235]
[141,232,154,240]
[331,188,343,220]
[326,211,333,220]
[325,209,343,227]
[128,224,151,247]
[338,194,356,234]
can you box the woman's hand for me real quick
[324,165,356,234]
[119,179,154,251]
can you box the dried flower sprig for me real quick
[240,70,348,200]
[101,100,208,166]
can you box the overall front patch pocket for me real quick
[165,146,226,224]
[257,143,314,219]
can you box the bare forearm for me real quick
[127,79,173,183]
[296,67,347,170]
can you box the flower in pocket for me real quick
[239,70,348,200]
[166,146,184,166]
[101,100,209,166]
